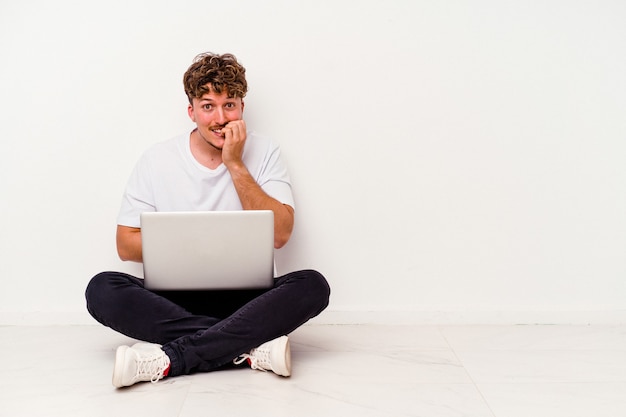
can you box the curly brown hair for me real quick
[183,52,247,103]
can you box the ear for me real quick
[187,103,196,122]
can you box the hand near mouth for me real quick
[221,119,247,169]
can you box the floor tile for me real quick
[477,382,626,417]
[441,325,626,351]
[2,324,626,417]
[292,349,472,384]
[0,380,191,417]
[291,324,451,351]
[181,371,493,417]
[454,349,626,383]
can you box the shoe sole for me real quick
[112,345,129,388]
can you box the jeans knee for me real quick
[85,271,134,320]
[86,271,114,300]
[85,272,112,318]
[301,269,331,312]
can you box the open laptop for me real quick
[140,210,275,291]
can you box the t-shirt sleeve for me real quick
[257,142,295,210]
[116,153,156,228]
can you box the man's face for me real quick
[188,87,244,151]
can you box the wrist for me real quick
[225,160,248,175]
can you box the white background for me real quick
[1,0,624,324]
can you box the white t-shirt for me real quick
[117,130,294,228]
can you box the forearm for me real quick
[116,225,143,262]
[227,163,294,248]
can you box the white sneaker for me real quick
[234,336,291,377]
[112,342,171,388]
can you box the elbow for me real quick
[274,205,294,249]
[118,249,142,263]
[116,242,142,263]
[117,246,132,262]
[273,227,293,249]
[274,233,290,249]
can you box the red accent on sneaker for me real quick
[163,364,170,377]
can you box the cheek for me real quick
[193,113,211,125]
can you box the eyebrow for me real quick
[198,98,237,103]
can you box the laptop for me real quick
[140,210,275,291]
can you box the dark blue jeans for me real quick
[85,269,330,376]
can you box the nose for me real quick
[215,107,227,124]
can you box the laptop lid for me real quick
[141,210,274,290]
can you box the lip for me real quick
[210,128,225,138]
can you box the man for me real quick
[85,52,330,388]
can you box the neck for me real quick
[190,129,223,169]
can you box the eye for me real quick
[202,104,212,110]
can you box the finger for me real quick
[218,128,228,144]
[228,120,246,134]
[226,121,246,142]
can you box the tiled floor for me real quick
[1,324,625,416]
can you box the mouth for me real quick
[210,125,227,137]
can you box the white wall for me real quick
[1,0,625,325]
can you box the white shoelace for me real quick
[234,347,272,372]
[135,350,170,383]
